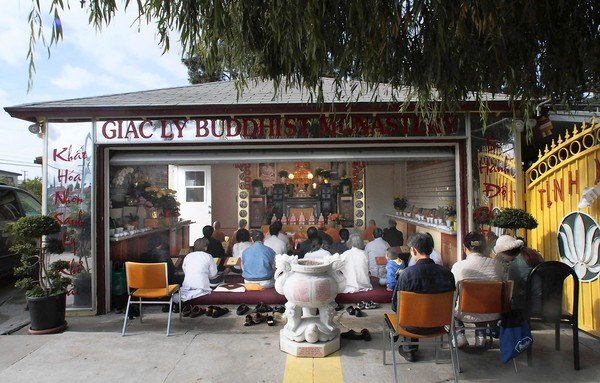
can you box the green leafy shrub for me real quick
[6,215,70,297]
[492,208,538,230]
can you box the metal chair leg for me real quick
[139,298,143,323]
[121,296,132,336]
[390,332,398,383]
[573,322,580,370]
[448,333,459,382]
[382,322,387,365]
[166,296,173,336]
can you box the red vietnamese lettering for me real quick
[125,121,139,139]
[172,119,187,138]
[53,145,87,162]
[283,118,297,137]
[553,178,564,202]
[568,170,579,195]
[101,121,117,139]
[194,119,209,137]
[242,118,259,137]
[227,119,241,137]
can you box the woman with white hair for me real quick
[340,233,373,293]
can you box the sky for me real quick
[0,1,189,180]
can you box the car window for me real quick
[0,190,21,220]
[15,190,41,217]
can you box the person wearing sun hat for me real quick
[494,235,544,312]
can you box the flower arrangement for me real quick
[327,213,343,225]
[112,167,134,187]
[393,196,408,211]
[473,206,494,225]
[444,206,457,218]
[143,186,180,217]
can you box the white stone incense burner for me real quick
[275,254,346,357]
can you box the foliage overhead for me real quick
[20,177,43,201]
[28,1,599,115]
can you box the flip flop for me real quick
[236,304,250,315]
[212,307,230,318]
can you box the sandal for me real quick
[346,306,356,315]
[190,305,206,318]
[364,301,380,309]
[266,315,275,326]
[272,306,285,314]
[236,304,250,315]
[356,301,366,310]
[252,313,265,324]
[212,307,230,318]
[361,328,372,341]
[244,314,253,326]
[354,308,364,317]
[181,305,192,317]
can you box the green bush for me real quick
[492,208,538,230]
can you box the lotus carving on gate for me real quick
[558,212,600,282]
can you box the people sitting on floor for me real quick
[362,219,377,241]
[304,236,333,260]
[383,218,404,247]
[202,224,226,270]
[142,235,181,284]
[408,232,443,266]
[451,231,504,348]
[178,238,219,303]
[340,233,373,293]
[241,230,277,288]
[385,247,406,292]
[272,220,291,253]
[297,226,319,258]
[365,227,390,286]
[494,235,544,313]
[329,228,350,254]
[231,228,251,273]
[264,222,287,255]
[324,221,341,243]
[393,232,456,363]
[212,220,226,242]
[226,219,247,256]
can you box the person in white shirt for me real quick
[364,227,390,286]
[451,231,504,348]
[232,229,252,258]
[178,238,218,303]
[264,223,287,255]
[340,234,373,293]
[304,237,332,260]
[272,220,291,253]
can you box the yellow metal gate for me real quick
[525,119,600,335]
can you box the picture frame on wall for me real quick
[259,162,276,187]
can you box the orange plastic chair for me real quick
[452,280,512,371]
[121,262,181,336]
[383,291,458,383]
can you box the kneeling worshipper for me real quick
[304,237,332,260]
[242,230,277,288]
[340,233,372,293]
[177,238,218,303]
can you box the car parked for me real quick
[0,184,42,279]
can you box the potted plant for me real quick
[393,196,408,212]
[251,179,263,195]
[491,208,538,237]
[338,178,352,194]
[7,215,70,334]
[444,206,457,227]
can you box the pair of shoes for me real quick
[398,348,417,363]
[211,307,230,318]
[189,305,206,318]
[453,332,469,349]
[254,302,272,313]
[181,305,192,317]
[236,304,250,315]
[345,306,365,317]
[266,315,275,326]
[340,328,372,341]
[356,300,380,310]
[251,312,266,324]
[244,314,254,326]
[272,306,285,314]
[206,305,220,316]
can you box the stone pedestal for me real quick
[280,330,340,357]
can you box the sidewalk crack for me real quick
[162,332,200,382]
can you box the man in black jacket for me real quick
[383,218,404,247]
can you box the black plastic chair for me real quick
[525,261,579,370]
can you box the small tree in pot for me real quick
[8,215,71,334]
[491,208,538,237]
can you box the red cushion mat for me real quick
[187,276,392,306]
